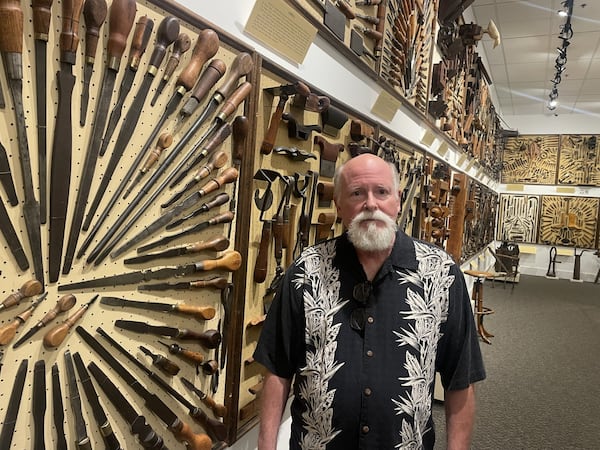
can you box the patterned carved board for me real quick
[501,135,559,184]
[557,134,600,186]
[461,179,498,262]
[497,194,541,243]
[539,196,599,248]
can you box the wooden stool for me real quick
[464,270,496,345]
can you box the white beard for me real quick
[347,210,398,252]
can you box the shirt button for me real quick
[367,316,374,324]
[364,387,372,396]
[361,425,370,434]
[366,350,373,357]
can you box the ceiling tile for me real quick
[506,62,548,82]
[502,36,552,63]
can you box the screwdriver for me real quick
[0,292,48,345]
[139,345,180,376]
[43,295,98,348]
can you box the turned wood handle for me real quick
[218,81,252,121]
[141,132,172,172]
[254,220,272,283]
[0,0,24,53]
[195,151,228,180]
[200,167,238,196]
[147,16,180,70]
[261,96,286,154]
[189,277,229,290]
[127,15,154,67]
[0,318,22,344]
[202,122,232,154]
[1,280,43,309]
[176,29,219,91]
[188,235,229,253]
[106,0,137,68]
[217,52,254,99]
[43,298,93,347]
[232,115,249,164]
[163,32,191,80]
[170,421,211,450]
[32,0,53,39]
[198,250,242,272]
[188,58,227,103]
[174,305,216,321]
[82,0,107,60]
[178,347,205,364]
[178,328,221,349]
[59,0,85,60]
[39,294,77,325]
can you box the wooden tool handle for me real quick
[203,395,227,418]
[195,151,228,180]
[0,318,21,344]
[261,97,286,155]
[199,249,242,272]
[200,192,230,212]
[200,167,238,196]
[127,15,153,67]
[59,0,85,58]
[43,301,91,348]
[336,0,355,19]
[188,235,229,253]
[179,347,205,364]
[218,81,252,121]
[141,132,172,172]
[177,29,219,91]
[163,32,191,79]
[202,122,232,154]
[178,328,221,349]
[232,115,249,164]
[188,58,227,102]
[1,280,43,309]
[32,0,53,38]
[217,52,254,100]
[175,305,216,321]
[39,294,77,325]
[0,0,24,53]
[254,220,272,283]
[147,16,180,69]
[273,216,284,261]
[106,0,137,66]
[189,277,229,290]
[82,0,107,60]
[170,420,212,450]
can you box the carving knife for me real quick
[99,15,154,157]
[124,234,229,264]
[80,0,107,126]
[139,276,229,292]
[0,141,18,205]
[64,350,92,450]
[100,295,216,321]
[61,0,137,276]
[114,320,222,349]
[77,16,181,252]
[0,0,44,285]
[32,0,53,223]
[48,0,84,282]
[59,251,242,291]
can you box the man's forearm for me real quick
[258,371,292,450]
[445,384,476,450]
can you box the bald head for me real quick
[333,154,400,202]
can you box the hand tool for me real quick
[140,345,181,375]
[158,340,207,367]
[114,192,229,257]
[166,193,230,230]
[99,15,154,157]
[373,0,386,55]
[85,80,250,265]
[227,116,248,239]
[0,292,47,345]
[312,0,346,41]
[59,251,242,291]
[100,296,216,321]
[51,363,69,450]
[115,320,222,349]
[349,28,377,61]
[0,77,4,108]
[121,29,220,199]
[137,210,235,254]
[315,212,336,243]
[0,279,43,312]
[273,145,317,160]
[79,17,180,241]
[163,150,228,207]
[291,91,331,112]
[0,359,28,449]
[12,293,77,349]
[88,361,168,449]
[0,0,44,285]
[61,0,137,276]
[32,0,53,222]
[72,352,122,450]
[355,12,379,24]
[43,295,98,348]
[48,0,85,283]
[260,81,310,154]
[314,135,344,177]
[125,235,229,264]
[125,132,173,197]
[252,169,280,282]
[320,104,348,137]
[398,161,423,231]
[32,360,46,450]
[80,0,107,126]
[97,327,227,443]
[150,32,192,106]
[174,52,253,133]
[0,141,18,205]
[139,276,229,292]
[216,282,233,382]
[0,195,29,270]
[64,350,93,450]
[181,377,227,418]
[282,113,322,140]
[317,181,334,207]
[356,0,382,5]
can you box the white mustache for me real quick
[352,210,396,227]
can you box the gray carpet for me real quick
[433,274,600,450]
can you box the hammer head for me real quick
[264,81,311,98]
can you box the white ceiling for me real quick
[469,0,600,118]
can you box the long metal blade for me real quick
[124,247,187,264]
[0,195,29,270]
[32,360,46,450]
[0,359,28,449]
[115,320,180,337]
[79,63,93,126]
[34,39,47,222]
[51,363,68,450]
[64,350,91,448]
[62,68,117,275]
[100,296,173,313]
[0,141,18,205]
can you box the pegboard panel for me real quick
[538,196,599,248]
[501,134,559,185]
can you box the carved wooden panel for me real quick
[461,179,497,261]
[557,134,600,186]
[497,194,540,243]
[539,196,599,248]
[501,135,559,184]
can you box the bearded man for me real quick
[254,153,485,450]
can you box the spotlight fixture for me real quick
[548,0,574,110]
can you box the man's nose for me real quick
[364,191,378,210]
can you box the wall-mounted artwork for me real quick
[497,194,540,243]
[501,135,559,184]
[539,196,599,248]
[557,134,600,186]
